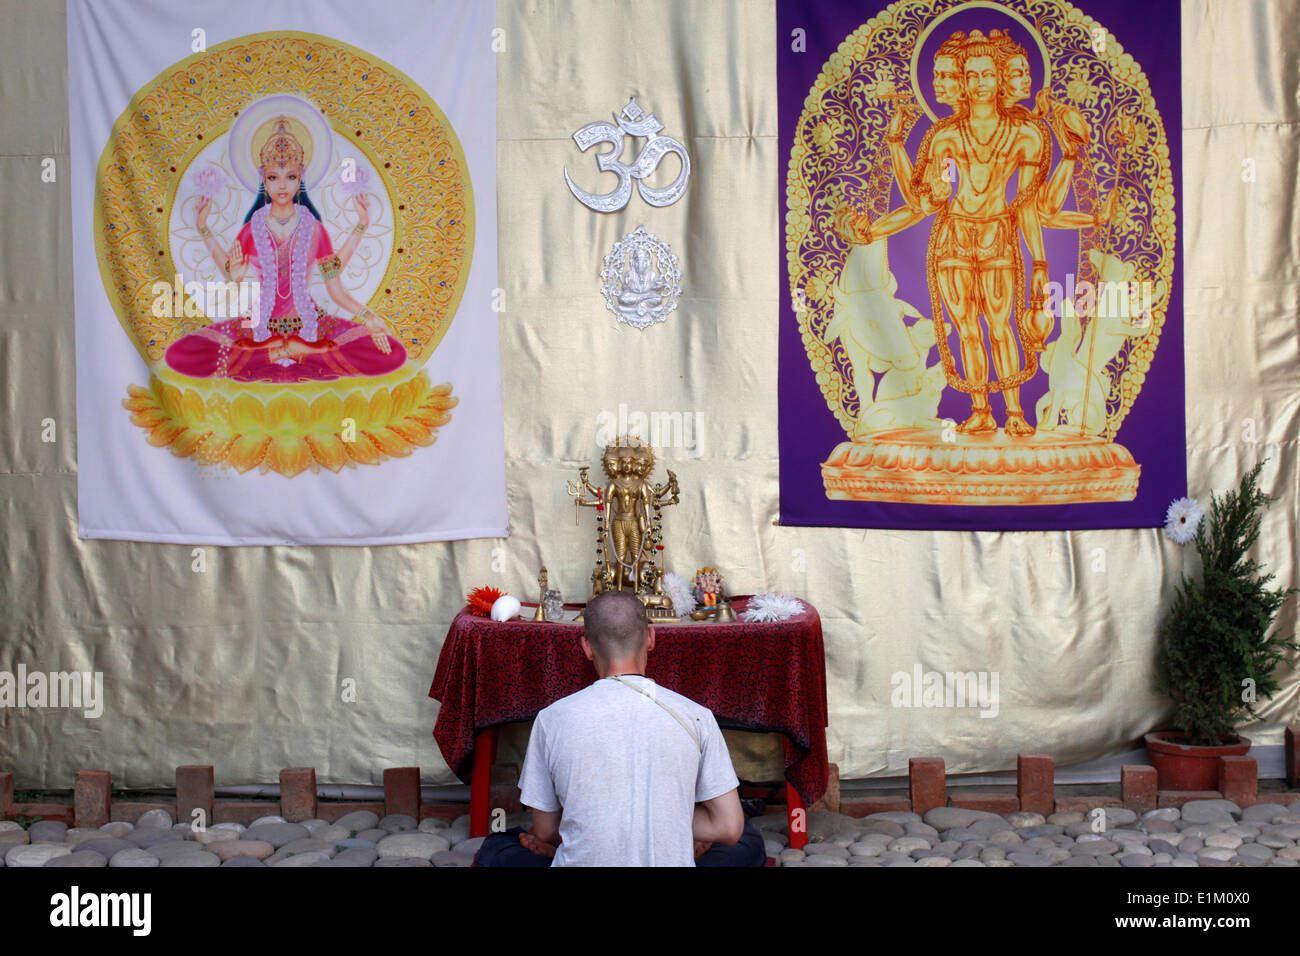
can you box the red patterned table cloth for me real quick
[429,596,829,804]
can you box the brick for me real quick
[1121,765,1158,813]
[212,800,285,826]
[74,769,111,828]
[0,772,11,816]
[1054,795,1124,813]
[1286,724,1299,789]
[383,767,421,820]
[1157,789,1221,809]
[909,757,945,816]
[11,802,75,824]
[1217,756,1257,807]
[841,796,912,817]
[1017,754,1054,816]
[948,790,1020,813]
[809,763,841,814]
[176,765,214,828]
[279,767,317,822]
[109,801,173,823]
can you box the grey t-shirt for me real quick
[518,674,740,866]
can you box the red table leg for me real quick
[786,780,807,850]
[470,726,499,838]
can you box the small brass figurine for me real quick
[532,567,549,622]
[567,435,679,601]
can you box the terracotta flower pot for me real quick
[1144,731,1251,791]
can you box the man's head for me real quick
[581,589,654,669]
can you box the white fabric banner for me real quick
[68,0,506,545]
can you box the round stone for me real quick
[1071,839,1120,855]
[862,811,921,825]
[378,814,420,833]
[887,836,932,855]
[1179,837,1204,853]
[1099,808,1138,827]
[316,825,350,843]
[280,838,339,858]
[1120,853,1155,867]
[858,820,905,838]
[147,841,207,861]
[7,844,72,867]
[66,829,108,846]
[1170,857,1198,867]
[76,838,134,858]
[1042,848,1071,863]
[28,821,69,844]
[1235,844,1273,861]
[432,849,477,867]
[242,823,310,848]
[220,856,266,867]
[249,814,287,827]
[1273,824,1300,840]
[924,807,999,830]
[1004,812,1046,828]
[334,811,381,834]
[161,852,220,867]
[373,856,432,867]
[356,828,390,844]
[135,809,173,830]
[914,856,950,867]
[1142,808,1181,822]
[805,843,851,859]
[1257,833,1295,849]
[1180,800,1240,824]
[376,832,451,860]
[209,840,275,862]
[1047,811,1085,825]
[194,829,238,846]
[331,848,379,867]
[127,828,183,849]
[457,836,486,857]
[1141,819,1177,834]
[271,850,333,867]
[1241,804,1283,823]
[1274,846,1300,860]
[1224,824,1260,839]
[1152,852,1173,864]
[969,817,1015,836]
[764,839,785,859]
[989,831,1023,846]
[419,818,451,833]
[98,822,134,837]
[299,819,329,834]
[805,854,849,866]
[45,850,108,868]
[0,821,23,832]
[109,848,159,867]
[1204,833,1243,850]
[1007,851,1050,866]
[1196,847,1236,861]
[849,841,884,857]
[778,849,804,865]
[335,838,377,850]
[1147,839,1178,856]
[904,822,940,840]
[210,822,245,833]
[949,859,986,867]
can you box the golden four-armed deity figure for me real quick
[568,436,679,599]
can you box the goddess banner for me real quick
[778,0,1185,530]
[69,0,505,545]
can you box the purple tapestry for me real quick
[778,0,1184,530]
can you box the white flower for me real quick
[1164,496,1203,544]
[192,165,228,200]
[662,572,696,617]
[338,164,371,198]
[741,593,806,623]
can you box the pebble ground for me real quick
[3,799,1298,867]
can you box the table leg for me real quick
[470,726,499,838]
[786,781,807,850]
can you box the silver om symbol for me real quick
[564,98,691,213]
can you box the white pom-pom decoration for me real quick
[662,572,696,617]
[490,595,522,622]
[741,593,805,623]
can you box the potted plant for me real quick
[1147,460,1298,790]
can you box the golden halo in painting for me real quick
[95,31,474,477]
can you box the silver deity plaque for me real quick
[600,227,681,331]
[564,98,691,213]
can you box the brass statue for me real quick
[532,566,548,622]
[567,436,679,610]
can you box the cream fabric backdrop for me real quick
[0,0,1295,789]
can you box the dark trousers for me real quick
[475,821,768,867]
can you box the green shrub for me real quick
[1156,460,1298,745]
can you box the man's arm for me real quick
[530,808,562,846]
[692,787,744,845]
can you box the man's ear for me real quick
[646,626,655,653]
[579,633,595,662]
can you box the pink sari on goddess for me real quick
[165,205,406,383]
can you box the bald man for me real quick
[475,590,765,867]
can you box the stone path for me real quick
[2,799,1298,866]
[763,799,1300,867]
[0,809,497,868]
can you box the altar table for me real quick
[429,596,829,849]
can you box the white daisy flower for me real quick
[1164,496,1203,544]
